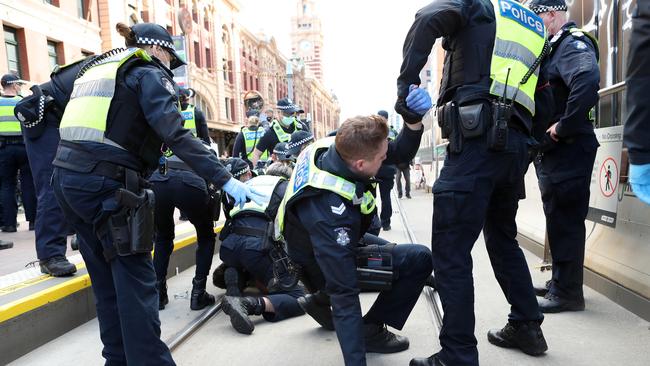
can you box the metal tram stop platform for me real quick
[1,190,650,365]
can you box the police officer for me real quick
[529,0,600,313]
[375,110,397,231]
[178,87,209,139]
[400,1,551,364]
[13,60,87,276]
[51,23,265,365]
[151,106,218,312]
[232,115,267,169]
[219,159,305,335]
[625,0,650,205]
[250,98,305,167]
[276,113,433,366]
[286,130,314,160]
[0,74,36,233]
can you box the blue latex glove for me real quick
[405,84,432,115]
[629,163,650,205]
[222,177,268,208]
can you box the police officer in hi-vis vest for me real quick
[232,114,268,169]
[51,23,265,365]
[0,74,36,234]
[250,98,305,167]
[399,0,551,364]
[178,87,209,139]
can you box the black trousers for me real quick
[378,177,394,227]
[396,166,411,197]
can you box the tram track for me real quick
[166,295,225,352]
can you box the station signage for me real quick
[587,126,624,228]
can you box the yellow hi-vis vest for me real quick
[230,175,283,218]
[271,119,302,143]
[242,126,268,160]
[181,104,196,136]
[274,137,376,241]
[59,48,152,146]
[0,96,23,136]
[489,0,547,115]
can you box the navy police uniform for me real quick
[400,1,549,364]
[283,127,433,366]
[530,0,601,311]
[151,106,217,311]
[51,24,232,366]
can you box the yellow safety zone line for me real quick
[0,225,222,324]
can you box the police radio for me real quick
[488,69,513,151]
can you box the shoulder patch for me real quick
[331,202,346,215]
[573,40,588,50]
[162,78,175,95]
[334,227,351,246]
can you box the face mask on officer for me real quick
[281,115,294,127]
[145,45,173,70]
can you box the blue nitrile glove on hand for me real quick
[222,177,268,208]
[394,84,433,124]
[629,163,650,205]
[406,84,433,115]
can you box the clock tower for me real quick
[291,0,324,82]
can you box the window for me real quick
[204,14,210,30]
[243,72,248,90]
[192,6,199,23]
[77,0,88,20]
[195,92,213,120]
[193,41,201,67]
[225,97,232,121]
[43,0,59,6]
[205,47,212,70]
[230,98,235,122]
[4,26,22,78]
[47,41,61,71]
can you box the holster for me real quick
[206,182,221,221]
[487,100,512,151]
[355,243,396,291]
[108,187,155,258]
[437,101,463,154]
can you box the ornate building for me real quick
[290,0,324,82]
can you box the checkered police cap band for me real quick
[287,136,314,150]
[531,4,568,13]
[277,104,296,111]
[232,166,250,178]
[136,37,174,50]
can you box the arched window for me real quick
[194,92,213,121]
[268,83,275,104]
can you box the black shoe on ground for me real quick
[364,323,409,353]
[410,353,446,366]
[28,222,35,231]
[538,293,585,313]
[0,239,13,250]
[382,224,391,231]
[224,267,242,297]
[190,278,216,310]
[534,280,551,297]
[406,194,412,199]
[40,256,77,277]
[487,320,548,356]
[157,281,169,310]
[398,194,403,199]
[2,226,17,233]
[297,293,335,330]
[222,296,255,334]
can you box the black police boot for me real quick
[28,222,35,231]
[222,296,264,334]
[0,239,13,250]
[534,279,551,297]
[157,280,169,310]
[40,256,77,277]
[538,292,585,313]
[224,267,242,297]
[487,320,548,356]
[190,278,216,310]
[382,224,391,231]
[364,323,409,353]
[297,292,335,330]
[1,225,17,233]
[425,274,436,290]
[410,353,447,366]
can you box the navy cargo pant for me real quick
[534,134,598,300]
[52,167,175,366]
[220,230,305,322]
[150,169,216,284]
[0,142,36,227]
[378,175,395,228]
[22,125,69,260]
[432,129,543,366]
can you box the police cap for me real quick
[273,142,293,162]
[222,157,250,179]
[377,110,389,119]
[276,98,299,114]
[131,23,186,69]
[13,85,52,139]
[529,0,568,14]
[286,130,314,157]
[1,74,27,87]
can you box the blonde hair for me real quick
[248,116,260,126]
[116,23,137,47]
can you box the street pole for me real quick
[286,61,294,101]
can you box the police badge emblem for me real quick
[335,228,350,246]
[162,78,175,95]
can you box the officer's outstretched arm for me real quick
[251,148,263,166]
[384,120,425,166]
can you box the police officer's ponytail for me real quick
[116,22,137,47]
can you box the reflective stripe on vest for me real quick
[242,126,268,159]
[271,119,301,143]
[274,137,376,240]
[181,105,196,136]
[388,128,398,141]
[230,175,283,218]
[59,48,152,147]
[489,0,547,115]
[0,96,22,136]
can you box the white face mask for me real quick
[281,116,294,127]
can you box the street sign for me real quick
[587,126,624,228]
[172,36,189,88]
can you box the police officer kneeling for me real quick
[51,23,264,365]
[397,0,551,364]
[275,111,434,366]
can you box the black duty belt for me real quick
[0,136,25,144]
